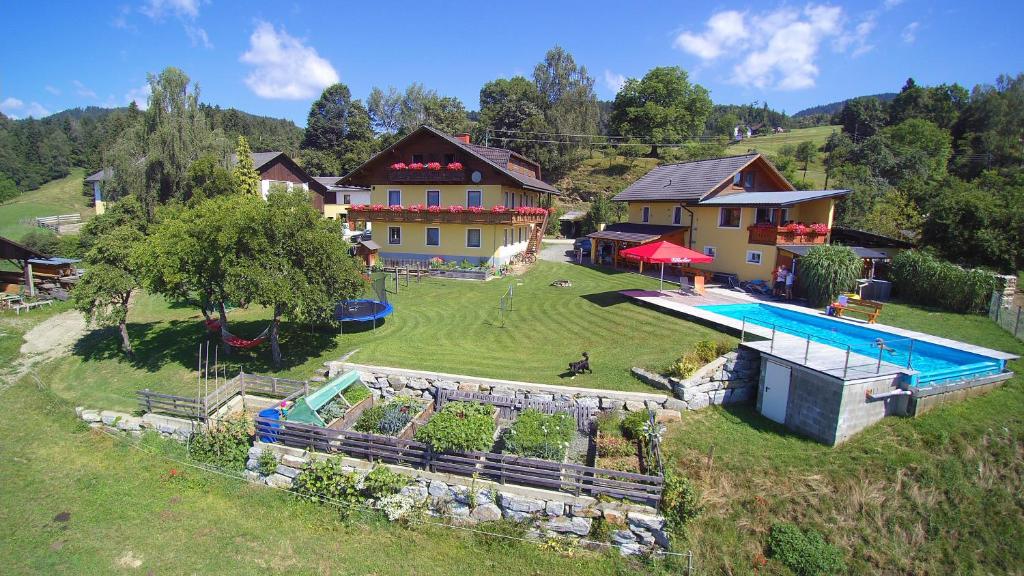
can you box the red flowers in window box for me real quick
[390,162,408,170]
[389,204,405,212]
[426,205,442,213]
[350,204,368,211]
[491,205,506,213]
[425,162,442,171]
[446,162,463,171]
[408,162,424,170]
[790,223,809,235]
[448,205,464,213]
[407,204,424,213]
[467,206,484,214]
[370,204,386,212]
[810,223,829,235]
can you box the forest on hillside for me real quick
[1,51,1021,273]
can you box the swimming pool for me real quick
[698,303,1004,385]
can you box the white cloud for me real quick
[901,21,920,43]
[125,83,152,109]
[1,97,50,119]
[240,22,339,100]
[140,0,199,20]
[674,4,873,91]
[45,85,61,96]
[884,0,904,9]
[185,24,212,48]
[602,70,626,94]
[73,80,98,99]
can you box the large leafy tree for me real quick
[185,154,235,203]
[71,198,149,354]
[300,83,375,176]
[610,66,712,157]
[368,83,471,137]
[837,96,887,140]
[226,189,366,366]
[231,136,261,196]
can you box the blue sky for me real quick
[1,0,1020,126]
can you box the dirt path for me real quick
[2,310,88,388]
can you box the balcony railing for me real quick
[350,207,548,226]
[388,169,465,183]
[747,225,828,246]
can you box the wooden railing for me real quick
[350,209,546,226]
[137,372,312,420]
[35,213,82,231]
[388,169,465,183]
[435,388,594,434]
[255,417,664,505]
[747,226,828,246]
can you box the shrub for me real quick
[891,249,997,313]
[257,449,278,476]
[189,417,252,471]
[596,434,635,458]
[354,398,422,436]
[503,409,575,461]
[660,471,703,532]
[292,458,361,507]
[621,409,653,442]
[595,410,625,438]
[342,383,371,405]
[666,338,734,379]
[766,522,846,576]
[379,493,416,521]
[361,465,409,499]
[19,228,61,257]
[414,401,496,453]
[318,399,346,423]
[800,245,861,307]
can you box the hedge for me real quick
[890,250,997,313]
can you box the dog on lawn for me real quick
[568,352,592,378]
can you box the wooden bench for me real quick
[831,298,883,323]
[11,299,53,315]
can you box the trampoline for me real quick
[334,298,393,322]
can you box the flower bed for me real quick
[353,397,428,438]
[593,410,647,473]
[414,401,498,453]
[315,382,372,427]
[501,409,576,461]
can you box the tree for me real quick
[837,97,887,140]
[581,192,614,235]
[794,141,818,180]
[72,198,148,354]
[367,86,403,134]
[19,228,61,256]
[301,83,375,175]
[186,154,235,203]
[232,136,261,196]
[226,189,366,367]
[421,95,471,135]
[0,172,17,203]
[610,67,712,157]
[799,245,861,307]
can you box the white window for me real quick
[641,206,650,223]
[467,190,482,207]
[745,250,762,265]
[342,194,351,205]
[672,206,682,225]
[504,191,512,208]
[503,228,511,247]
[703,246,717,258]
[518,227,523,243]
[426,190,440,207]
[744,172,755,188]
[719,207,741,228]
[732,172,742,185]
[388,189,401,206]
[388,226,401,245]
[425,227,440,246]
[467,228,482,248]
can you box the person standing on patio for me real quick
[774,265,788,297]
[785,268,795,300]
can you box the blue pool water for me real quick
[699,303,1004,385]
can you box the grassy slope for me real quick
[0,381,664,575]
[725,126,838,188]
[41,261,729,411]
[669,302,1024,575]
[0,168,93,241]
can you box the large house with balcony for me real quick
[341,125,559,266]
[593,154,850,282]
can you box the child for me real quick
[774,265,788,296]
[785,268,795,300]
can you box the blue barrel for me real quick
[256,407,281,443]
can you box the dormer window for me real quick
[444,153,455,165]
[733,172,742,185]
[412,154,424,164]
[744,172,755,188]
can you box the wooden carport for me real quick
[0,236,45,297]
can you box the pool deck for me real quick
[622,290,1018,382]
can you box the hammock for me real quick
[202,318,270,349]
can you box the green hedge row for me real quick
[890,250,997,313]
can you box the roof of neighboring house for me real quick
[84,168,109,183]
[830,226,915,249]
[698,189,851,207]
[779,245,893,260]
[612,154,760,202]
[586,222,685,244]
[28,257,81,265]
[358,239,381,251]
[0,236,44,261]
[313,176,343,187]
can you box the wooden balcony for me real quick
[747,226,828,246]
[388,169,465,184]
[350,208,547,226]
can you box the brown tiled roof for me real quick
[612,154,759,202]
[586,222,685,243]
[423,126,560,195]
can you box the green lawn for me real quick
[42,261,729,411]
[726,125,838,188]
[0,168,93,241]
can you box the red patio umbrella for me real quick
[619,240,713,290]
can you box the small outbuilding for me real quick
[354,239,380,268]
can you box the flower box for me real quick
[390,162,408,170]
[425,162,442,171]
[408,163,424,170]
[446,162,463,171]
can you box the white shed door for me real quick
[761,361,791,424]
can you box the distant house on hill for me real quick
[85,151,328,215]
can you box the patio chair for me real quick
[678,276,692,295]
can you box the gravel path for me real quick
[3,310,87,388]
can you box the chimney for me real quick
[455,133,471,144]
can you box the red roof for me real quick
[619,241,713,264]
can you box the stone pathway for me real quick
[2,310,88,389]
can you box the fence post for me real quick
[1016,307,1022,339]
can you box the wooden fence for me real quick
[255,416,664,506]
[435,388,595,434]
[137,372,312,420]
[35,213,81,231]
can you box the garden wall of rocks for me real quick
[248,441,669,556]
[75,407,198,440]
[631,348,759,410]
[330,362,686,422]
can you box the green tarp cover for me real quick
[286,370,361,426]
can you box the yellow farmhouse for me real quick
[342,125,559,266]
[592,154,850,282]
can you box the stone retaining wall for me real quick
[75,407,198,440]
[631,348,759,411]
[248,442,668,556]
